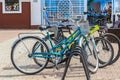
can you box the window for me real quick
[2,0,22,13]
[44,0,86,18]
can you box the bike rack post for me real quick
[61,47,90,80]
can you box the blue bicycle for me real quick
[11,19,100,75]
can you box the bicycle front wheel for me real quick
[11,36,49,75]
[84,40,99,74]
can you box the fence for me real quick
[42,0,86,23]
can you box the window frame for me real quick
[2,0,22,14]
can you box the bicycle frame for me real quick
[32,26,90,60]
[31,22,102,64]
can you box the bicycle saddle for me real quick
[39,26,52,31]
[84,12,88,15]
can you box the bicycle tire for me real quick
[11,36,49,75]
[84,39,99,73]
[94,37,114,68]
[101,33,120,64]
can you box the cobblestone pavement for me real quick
[0,30,120,80]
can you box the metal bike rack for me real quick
[61,46,90,80]
[18,32,46,39]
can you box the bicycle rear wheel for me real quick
[94,37,114,68]
[11,36,49,75]
[33,37,65,68]
[102,33,120,64]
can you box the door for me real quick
[31,0,41,25]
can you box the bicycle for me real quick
[91,25,120,67]
[60,15,116,68]
[35,18,101,74]
[47,24,114,68]
[47,14,115,68]
[92,14,120,65]
[11,18,100,75]
[34,10,114,69]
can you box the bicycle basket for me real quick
[72,20,90,35]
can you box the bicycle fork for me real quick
[91,36,99,53]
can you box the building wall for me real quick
[0,1,31,29]
[0,2,2,27]
[0,0,30,2]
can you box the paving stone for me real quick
[0,30,120,80]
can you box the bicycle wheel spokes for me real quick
[103,33,120,64]
[11,36,49,75]
[95,37,114,68]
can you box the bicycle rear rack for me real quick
[18,32,46,39]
